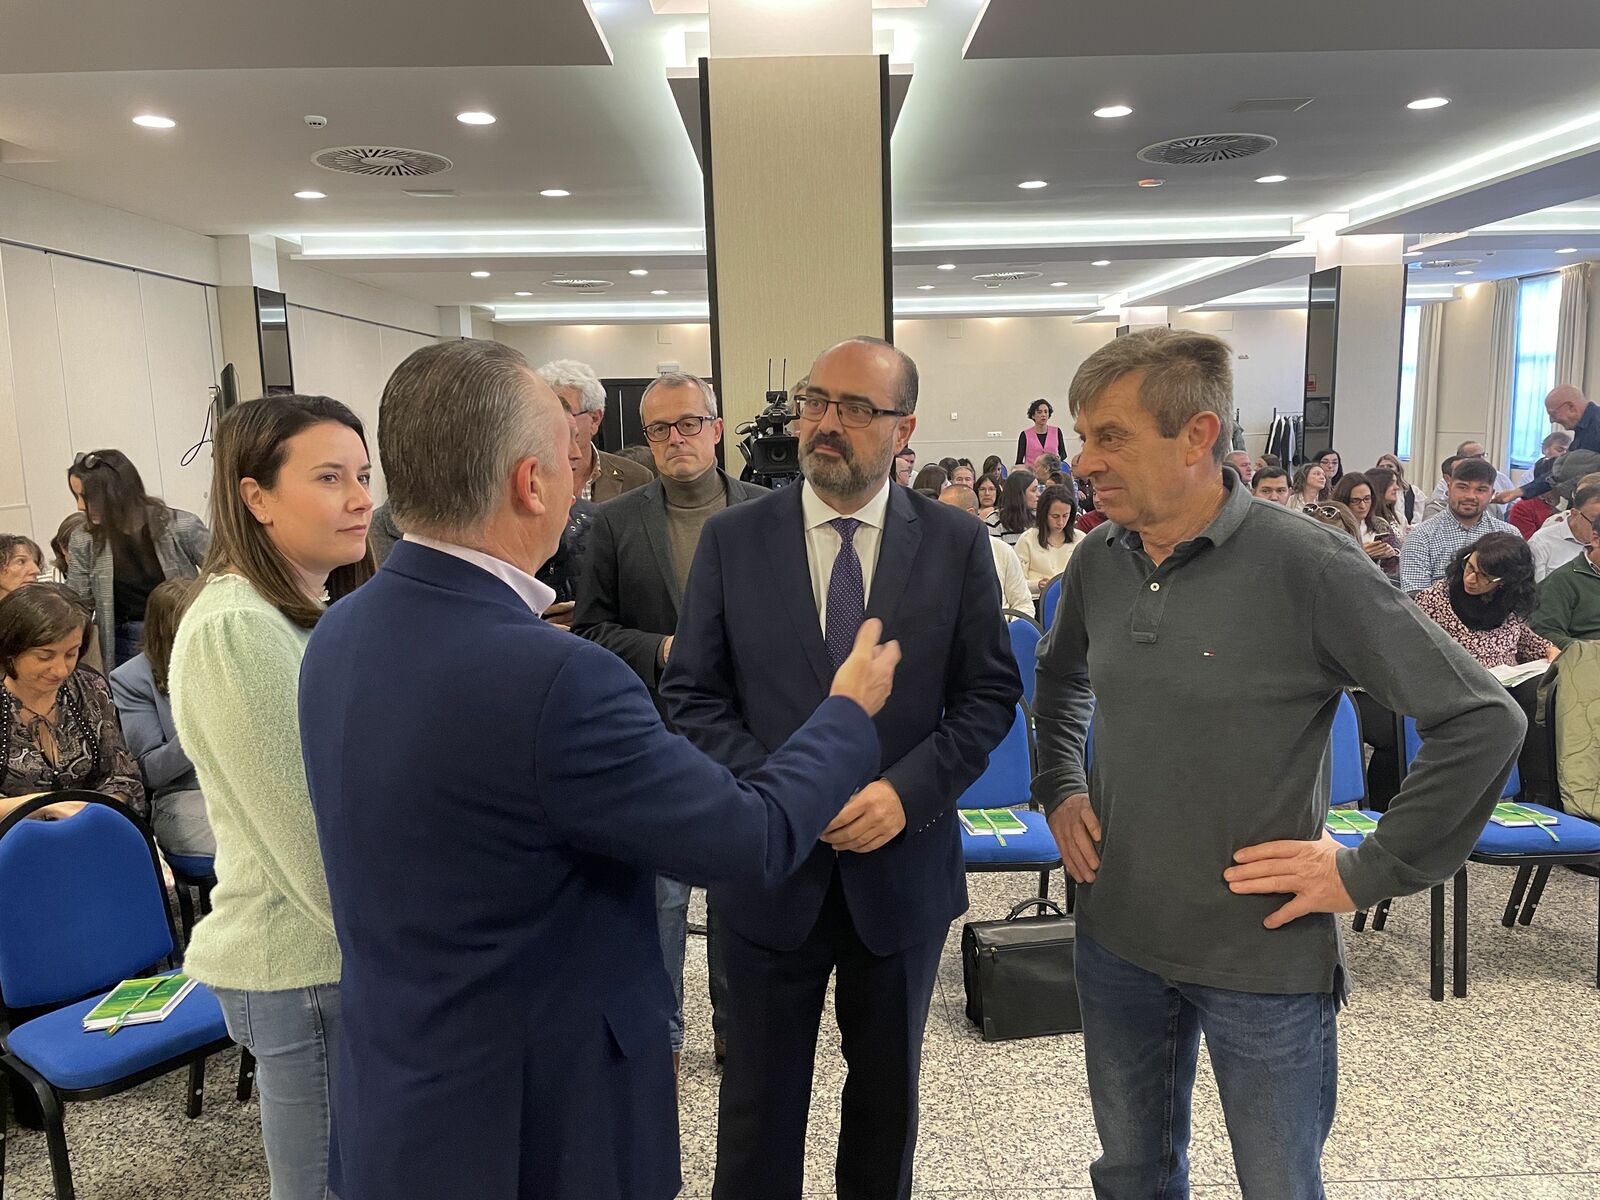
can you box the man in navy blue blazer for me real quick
[662,336,1021,1200]
[298,338,905,1200]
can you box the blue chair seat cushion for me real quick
[960,809,1061,867]
[1472,806,1600,858]
[4,972,230,1091]
[166,854,216,881]
[1327,810,1386,849]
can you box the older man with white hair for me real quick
[1497,385,1600,505]
[536,358,653,502]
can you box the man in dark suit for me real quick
[574,371,765,1068]
[298,338,904,1200]
[662,336,1021,1200]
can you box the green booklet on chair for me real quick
[82,974,197,1032]
[958,809,1029,837]
[1489,803,1558,828]
[1325,811,1379,837]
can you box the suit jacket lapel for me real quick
[866,484,920,628]
[766,485,833,690]
[638,483,681,618]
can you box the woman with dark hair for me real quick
[1287,463,1330,512]
[170,395,375,1200]
[993,470,1038,545]
[1332,472,1401,578]
[1014,483,1079,598]
[1374,454,1425,533]
[110,579,212,858]
[1318,448,1344,489]
[66,448,210,667]
[0,581,143,821]
[0,534,42,598]
[911,464,949,493]
[1415,534,1556,670]
[975,473,1003,523]
[981,455,1007,480]
[1016,398,1068,467]
[937,456,960,479]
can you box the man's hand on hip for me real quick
[1224,832,1357,929]
[1047,793,1101,883]
[822,779,906,854]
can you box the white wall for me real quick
[492,322,715,378]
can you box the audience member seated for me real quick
[1318,448,1344,489]
[949,460,976,489]
[1333,472,1401,580]
[940,485,1031,614]
[109,579,214,857]
[1364,466,1407,539]
[1223,450,1254,486]
[1032,451,1066,489]
[975,472,1003,523]
[0,534,43,598]
[1433,440,1514,517]
[1254,452,1282,472]
[993,471,1037,545]
[893,447,915,485]
[1531,486,1600,649]
[1077,484,1110,534]
[66,448,210,668]
[1399,459,1517,594]
[1423,455,1461,521]
[1415,535,1558,670]
[1014,483,1079,600]
[51,513,86,583]
[1530,475,1600,581]
[912,464,949,493]
[1375,453,1426,533]
[367,500,402,567]
[536,359,652,502]
[0,581,144,821]
[1304,500,1362,543]
[1250,467,1291,505]
[1017,398,1068,467]
[981,454,1007,480]
[1287,463,1329,512]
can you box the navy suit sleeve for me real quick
[659,519,772,777]
[536,646,879,886]
[573,507,667,689]
[882,522,1022,832]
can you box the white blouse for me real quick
[1013,528,1078,594]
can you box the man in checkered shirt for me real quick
[1398,457,1518,594]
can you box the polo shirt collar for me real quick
[1112,470,1249,555]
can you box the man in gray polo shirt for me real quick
[1034,328,1524,1200]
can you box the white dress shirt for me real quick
[1528,514,1588,583]
[801,480,892,635]
[988,538,1034,615]
[402,534,556,616]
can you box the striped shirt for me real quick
[1398,509,1518,594]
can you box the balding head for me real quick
[939,484,979,515]
[1546,385,1589,430]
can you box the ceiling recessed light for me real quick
[1255,174,1288,184]
[1407,97,1450,110]
[1137,178,1165,188]
[916,284,936,291]
[628,269,649,277]
[470,270,491,278]
[293,190,326,200]
[1092,260,1111,267]
[1017,179,1049,190]
[1558,247,1579,254]
[937,263,956,271]
[456,111,497,125]
[513,291,533,297]
[540,188,571,198]
[650,289,669,296]
[1094,105,1134,119]
[132,114,175,129]
[1050,281,1069,288]
[1455,269,1474,276]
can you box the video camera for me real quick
[735,359,803,488]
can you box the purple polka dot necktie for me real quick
[825,517,866,670]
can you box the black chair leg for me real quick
[30,1075,72,1200]
[1429,883,1444,1002]
[1373,898,1393,931]
[1037,869,1049,901]
[1501,864,1534,927]
[1352,909,1368,932]
[1064,877,1076,915]
[1518,865,1553,926]
[0,1062,9,1199]
[237,1051,255,1102]
[185,1059,204,1120]
[175,884,196,945]
[198,878,214,918]
[1453,869,1468,998]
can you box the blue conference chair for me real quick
[0,792,246,1199]
[1040,575,1064,631]
[164,853,217,945]
[1399,717,1600,997]
[1005,613,1044,706]
[957,703,1062,903]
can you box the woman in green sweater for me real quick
[170,395,374,1200]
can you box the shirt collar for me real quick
[1577,403,1600,437]
[801,478,892,533]
[1112,469,1250,555]
[401,533,556,616]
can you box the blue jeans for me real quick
[214,984,342,1200]
[113,620,144,668]
[1075,932,1337,1200]
[656,877,728,1051]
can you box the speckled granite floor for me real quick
[6,864,1598,1199]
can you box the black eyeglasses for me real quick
[72,452,104,471]
[642,415,715,443]
[1463,557,1502,586]
[794,395,901,429]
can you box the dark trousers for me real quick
[712,869,944,1200]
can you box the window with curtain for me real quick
[1396,303,1421,461]
[1508,273,1563,468]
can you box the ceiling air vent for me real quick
[1229,97,1315,114]
[1412,258,1482,271]
[543,278,614,292]
[1137,133,1279,166]
[313,146,453,178]
[971,270,1042,283]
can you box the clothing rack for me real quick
[1265,409,1305,467]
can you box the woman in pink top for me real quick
[1016,399,1068,467]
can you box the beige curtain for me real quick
[1408,302,1444,474]
[1485,277,1520,473]
[1556,262,1592,389]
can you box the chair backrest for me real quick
[0,794,175,1011]
[1329,693,1366,807]
[1007,618,1043,706]
[956,704,1032,810]
[1402,716,1521,800]
[1040,575,1064,631]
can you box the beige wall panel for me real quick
[707,55,886,432]
[5,247,75,547]
[218,285,266,401]
[0,244,27,514]
[139,273,220,520]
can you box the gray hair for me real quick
[535,358,606,413]
[1067,327,1234,465]
[379,339,558,541]
[640,372,719,418]
[1574,474,1600,512]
